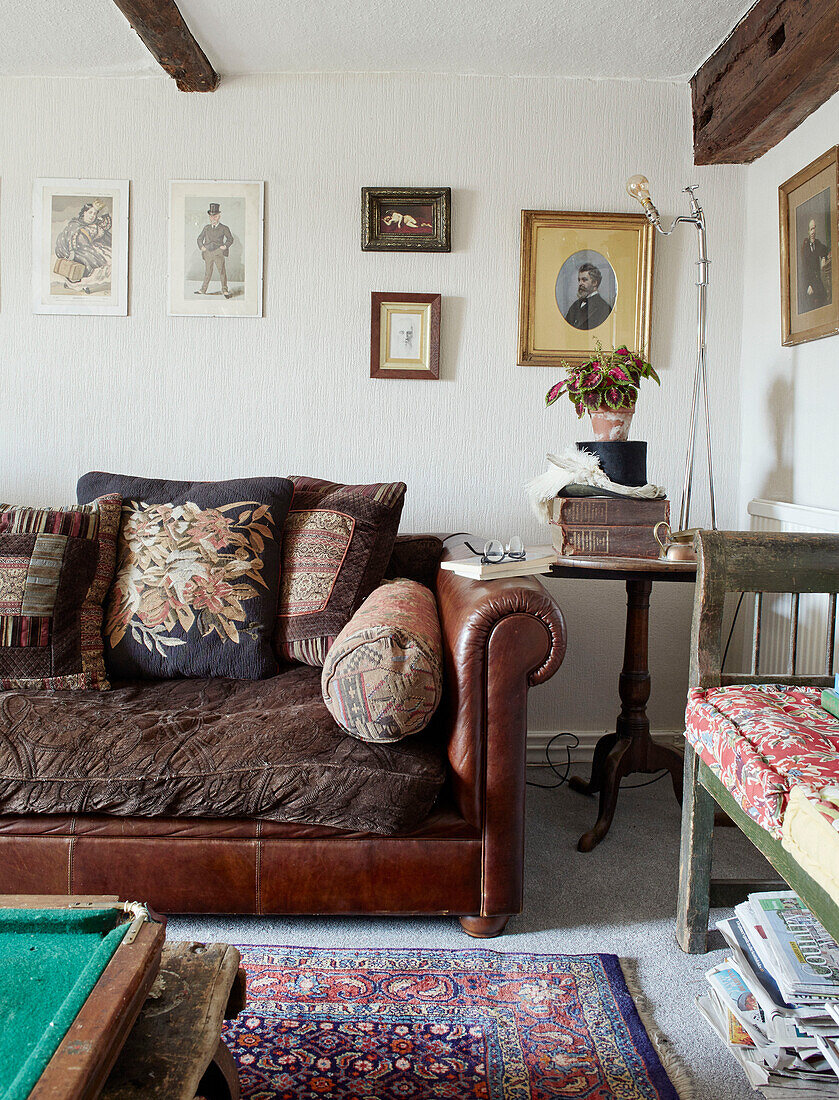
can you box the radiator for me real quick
[744,499,839,676]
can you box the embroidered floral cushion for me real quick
[0,494,121,690]
[77,473,293,680]
[274,477,406,667]
[321,579,443,742]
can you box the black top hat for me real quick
[208,203,221,215]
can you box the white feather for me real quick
[525,444,666,524]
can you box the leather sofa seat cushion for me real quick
[0,666,446,835]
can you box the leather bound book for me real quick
[551,523,661,559]
[550,497,669,526]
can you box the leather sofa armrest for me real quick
[433,537,565,919]
[434,537,566,825]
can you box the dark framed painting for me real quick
[370,292,441,379]
[779,146,839,346]
[362,188,451,252]
[518,210,654,368]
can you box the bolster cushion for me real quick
[321,579,443,742]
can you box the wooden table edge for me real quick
[548,554,697,580]
[0,897,165,1100]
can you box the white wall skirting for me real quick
[526,730,685,766]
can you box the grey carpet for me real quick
[169,771,775,1100]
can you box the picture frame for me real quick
[518,210,655,368]
[362,188,451,252]
[169,180,264,317]
[370,292,441,379]
[32,178,129,316]
[779,146,838,346]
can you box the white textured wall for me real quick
[0,72,746,733]
[739,89,839,517]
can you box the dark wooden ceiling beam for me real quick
[691,0,839,165]
[111,0,219,92]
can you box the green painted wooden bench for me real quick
[676,529,839,953]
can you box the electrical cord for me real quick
[526,732,579,788]
[620,769,668,789]
[527,744,670,791]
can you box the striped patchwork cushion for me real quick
[275,477,406,667]
[321,579,443,742]
[0,495,121,689]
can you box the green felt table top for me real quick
[0,907,129,1100]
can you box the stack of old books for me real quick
[699,890,839,1098]
[549,496,669,559]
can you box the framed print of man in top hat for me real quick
[196,202,234,298]
[169,181,264,317]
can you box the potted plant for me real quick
[545,343,659,442]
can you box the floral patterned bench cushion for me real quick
[77,473,294,681]
[685,684,839,837]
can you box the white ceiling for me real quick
[0,0,753,82]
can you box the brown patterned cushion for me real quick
[0,667,446,834]
[321,579,443,742]
[275,477,406,666]
[0,495,121,690]
[77,473,293,680]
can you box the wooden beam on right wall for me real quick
[692,0,839,165]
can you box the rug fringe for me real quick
[619,959,696,1100]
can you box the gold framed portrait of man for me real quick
[779,146,839,347]
[518,210,655,368]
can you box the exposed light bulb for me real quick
[626,174,651,202]
[626,174,660,225]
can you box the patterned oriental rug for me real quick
[222,946,693,1099]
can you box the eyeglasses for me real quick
[465,536,525,564]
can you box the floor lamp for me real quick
[626,176,717,534]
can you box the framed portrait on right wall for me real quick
[779,146,839,346]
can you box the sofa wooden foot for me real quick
[460,915,510,938]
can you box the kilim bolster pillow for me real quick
[321,579,443,742]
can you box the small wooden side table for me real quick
[548,554,697,852]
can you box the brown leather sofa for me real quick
[0,536,565,937]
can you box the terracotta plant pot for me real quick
[589,405,635,442]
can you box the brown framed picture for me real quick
[370,292,441,379]
[518,210,654,368]
[362,188,451,252]
[779,146,839,346]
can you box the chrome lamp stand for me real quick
[626,176,716,533]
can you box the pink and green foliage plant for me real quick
[545,342,659,419]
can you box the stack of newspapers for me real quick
[698,890,839,1098]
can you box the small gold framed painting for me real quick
[518,210,655,368]
[779,146,839,346]
[362,188,451,252]
[370,292,441,379]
